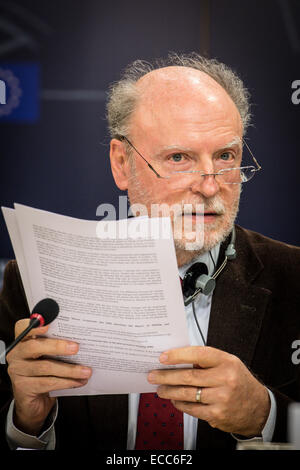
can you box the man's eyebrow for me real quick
[152,137,242,158]
[220,137,242,150]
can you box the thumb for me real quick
[14,318,50,339]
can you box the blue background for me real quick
[0,0,299,261]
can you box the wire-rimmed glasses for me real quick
[118,135,262,186]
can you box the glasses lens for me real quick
[163,166,257,186]
[217,166,256,184]
[240,166,256,182]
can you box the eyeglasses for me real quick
[118,135,262,186]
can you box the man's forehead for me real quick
[130,66,243,141]
[136,65,219,89]
[134,66,240,120]
[136,65,232,106]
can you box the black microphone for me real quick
[4,298,59,356]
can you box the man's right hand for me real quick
[6,319,92,436]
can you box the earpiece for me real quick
[225,243,236,260]
[225,225,236,260]
[182,227,236,306]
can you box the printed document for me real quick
[2,204,190,396]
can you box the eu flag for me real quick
[0,63,40,123]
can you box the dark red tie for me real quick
[135,392,184,450]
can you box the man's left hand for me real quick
[148,346,270,437]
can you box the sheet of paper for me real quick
[8,204,189,396]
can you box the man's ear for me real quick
[109,138,131,190]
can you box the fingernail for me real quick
[81,367,92,378]
[78,379,88,386]
[160,353,169,363]
[66,342,78,353]
[148,372,157,383]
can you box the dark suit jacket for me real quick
[0,225,299,450]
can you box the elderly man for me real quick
[0,53,299,450]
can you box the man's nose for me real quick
[189,173,220,198]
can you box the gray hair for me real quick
[106,52,251,139]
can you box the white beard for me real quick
[127,170,241,257]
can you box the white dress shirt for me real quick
[6,244,276,449]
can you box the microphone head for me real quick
[30,298,59,326]
[182,262,209,298]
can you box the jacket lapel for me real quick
[207,225,272,367]
[196,226,272,449]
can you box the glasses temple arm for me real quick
[242,138,262,170]
[118,135,162,178]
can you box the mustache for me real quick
[172,197,226,218]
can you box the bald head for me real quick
[129,66,243,145]
[136,65,231,102]
[107,54,250,140]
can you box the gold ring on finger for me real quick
[195,387,202,403]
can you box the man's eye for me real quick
[170,153,184,162]
[219,152,233,161]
